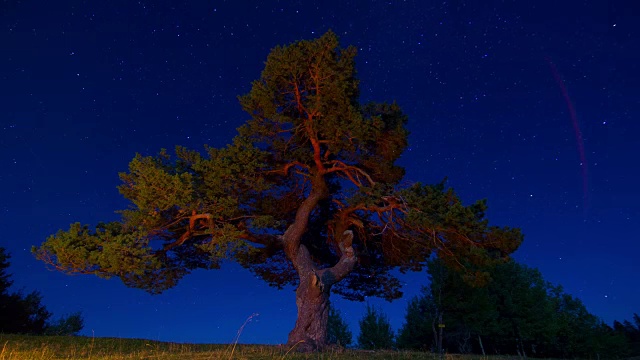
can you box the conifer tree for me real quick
[45,311,85,336]
[327,304,352,347]
[33,31,522,350]
[396,286,437,351]
[614,314,640,356]
[0,247,50,334]
[358,304,394,349]
[0,247,84,336]
[398,258,631,357]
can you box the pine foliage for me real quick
[397,259,631,357]
[614,313,640,356]
[357,304,394,350]
[45,311,85,336]
[33,31,523,300]
[396,286,437,351]
[327,304,352,347]
[0,247,51,334]
[0,247,84,336]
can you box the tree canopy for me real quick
[357,304,395,350]
[33,31,523,349]
[327,304,352,347]
[1,247,84,336]
[397,259,630,358]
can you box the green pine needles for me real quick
[32,31,524,349]
[358,304,394,350]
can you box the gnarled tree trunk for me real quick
[280,176,357,351]
[287,260,331,351]
[284,230,357,351]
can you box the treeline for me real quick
[0,247,83,336]
[329,259,638,358]
[395,259,634,358]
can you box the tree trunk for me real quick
[284,230,357,352]
[478,335,486,356]
[280,175,357,351]
[519,337,527,358]
[434,311,444,356]
[286,265,331,351]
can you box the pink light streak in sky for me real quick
[546,57,589,214]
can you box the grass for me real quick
[0,334,526,360]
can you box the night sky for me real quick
[1,0,638,345]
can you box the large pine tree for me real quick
[33,31,522,350]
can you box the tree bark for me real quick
[437,312,444,357]
[286,257,330,351]
[478,334,486,356]
[281,175,357,351]
[433,311,443,356]
[285,230,357,351]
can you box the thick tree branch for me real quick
[265,161,310,177]
[283,175,329,259]
[162,212,214,252]
[318,230,357,287]
[335,200,408,226]
[239,232,282,248]
[325,160,375,187]
[306,117,325,173]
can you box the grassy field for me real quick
[0,334,521,360]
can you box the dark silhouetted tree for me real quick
[547,288,629,358]
[489,261,555,356]
[327,304,352,347]
[45,311,85,336]
[397,258,629,358]
[0,247,12,296]
[0,247,84,336]
[1,291,51,334]
[33,31,522,351]
[358,304,394,350]
[0,247,51,334]
[398,259,499,354]
[614,313,640,356]
[396,286,438,351]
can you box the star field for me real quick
[1,0,638,344]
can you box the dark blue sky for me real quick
[1,0,638,344]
